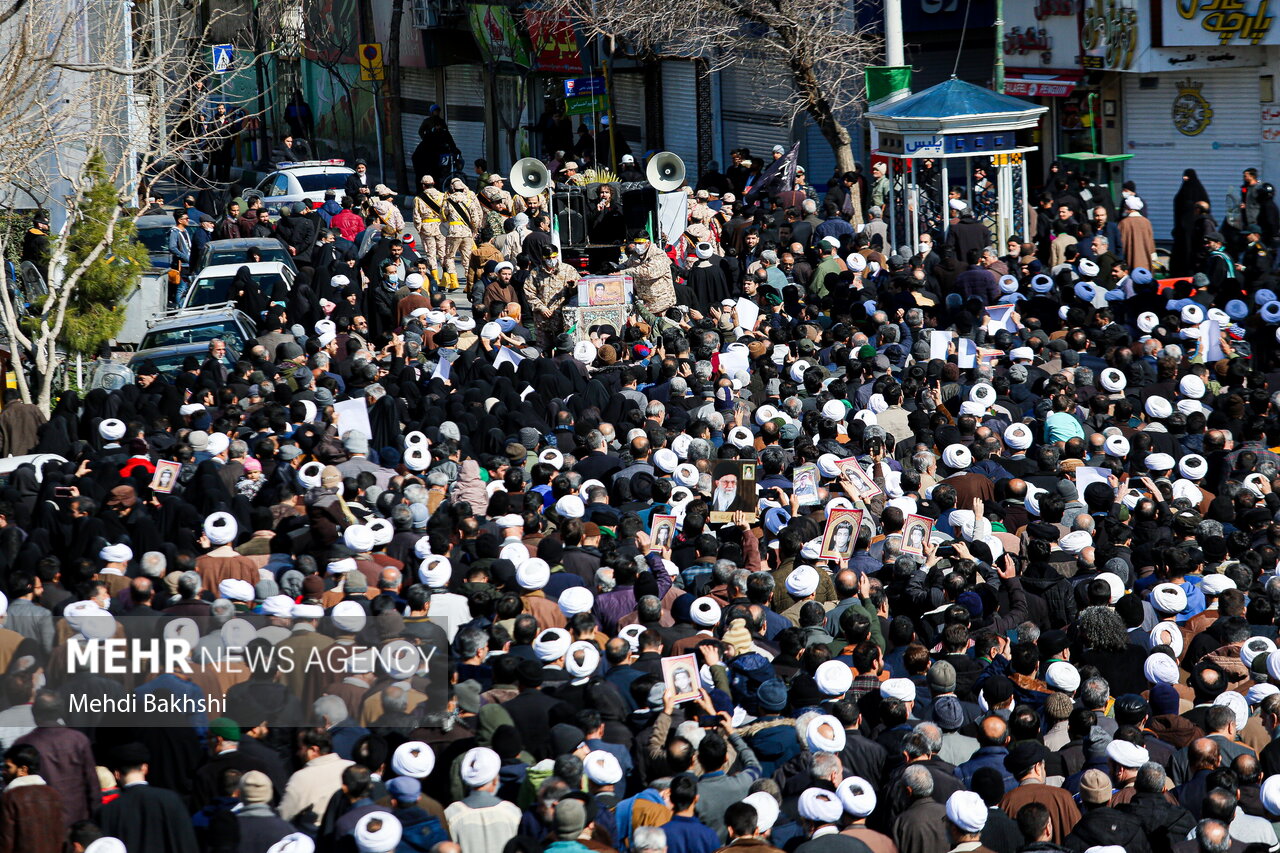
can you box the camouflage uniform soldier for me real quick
[413,175,448,278]
[443,177,483,290]
[523,244,580,350]
[622,233,677,315]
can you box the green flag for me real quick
[866,66,912,109]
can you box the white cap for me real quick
[516,557,551,590]
[555,494,585,518]
[785,565,820,597]
[815,659,853,696]
[331,601,367,633]
[1045,661,1080,693]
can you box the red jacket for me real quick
[330,209,365,242]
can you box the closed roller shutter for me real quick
[612,72,646,157]
[401,67,435,174]
[1123,70,1259,240]
[661,60,698,172]
[720,58,791,161]
[445,65,487,164]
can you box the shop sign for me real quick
[1264,105,1280,142]
[1172,78,1214,135]
[524,10,582,74]
[1079,0,1139,69]
[1004,0,1078,64]
[1162,0,1275,45]
[878,133,945,156]
[468,5,533,68]
[1004,78,1078,96]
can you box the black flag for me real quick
[746,142,800,203]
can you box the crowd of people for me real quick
[2,136,1280,853]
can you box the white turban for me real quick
[798,788,843,824]
[328,558,357,575]
[1105,739,1149,768]
[85,840,129,853]
[516,558,551,590]
[691,597,721,628]
[564,641,601,679]
[418,556,451,588]
[266,834,315,853]
[354,812,402,853]
[391,741,435,778]
[220,618,256,649]
[558,587,595,617]
[881,677,916,702]
[1143,652,1180,685]
[331,601,367,633]
[1045,661,1080,693]
[1214,691,1249,731]
[459,746,501,788]
[99,419,126,441]
[218,578,254,602]
[99,543,133,563]
[1150,583,1188,615]
[1248,683,1280,706]
[499,542,529,568]
[1144,397,1172,420]
[1200,574,1236,596]
[291,604,324,620]
[1179,454,1208,480]
[1242,637,1278,667]
[533,627,571,662]
[1058,531,1092,555]
[1263,776,1280,817]
[806,715,846,753]
[945,790,988,833]
[837,775,877,817]
[1105,434,1130,457]
[555,494,585,518]
[262,595,294,619]
[815,660,853,696]
[584,750,623,785]
[742,790,781,832]
[1145,452,1175,472]
[1004,423,1032,450]
[204,511,238,545]
[1095,572,1124,604]
[340,526,374,555]
[1149,622,1184,656]
[786,565,820,597]
[942,444,972,469]
[1100,368,1126,392]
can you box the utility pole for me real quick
[994,0,1005,93]
[884,0,904,67]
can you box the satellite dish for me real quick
[510,158,550,197]
[646,152,686,192]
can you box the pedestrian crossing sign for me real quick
[212,44,233,74]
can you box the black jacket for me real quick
[1065,806,1151,853]
[1116,791,1197,853]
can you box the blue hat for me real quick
[1103,287,1127,303]
[932,694,966,731]
[1257,289,1278,305]
[1073,282,1096,303]
[758,679,788,712]
[387,776,422,801]
[1031,274,1053,294]
[497,317,518,332]
[957,590,984,618]
[1131,267,1154,285]
[1262,301,1280,324]
[409,503,430,529]
[764,506,791,535]
[1226,299,1249,320]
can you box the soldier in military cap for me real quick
[413,174,449,280]
[523,243,580,350]
[621,229,677,315]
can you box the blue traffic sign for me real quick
[212,44,234,74]
[563,76,605,98]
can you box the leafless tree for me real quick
[562,0,881,171]
[0,0,262,412]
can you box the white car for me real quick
[181,261,295,309]
[250,160,353,211]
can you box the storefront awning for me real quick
[1003,74,1081,98]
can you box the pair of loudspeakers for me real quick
[509,152,685,196]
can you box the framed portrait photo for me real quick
[837,457,882,500]
[150,459,181,494]
[792,463,820,506]
[901,513,933,557]
[649,514,677,551]
[662,653,701,704]
[819,507,864,561]
[708,459,759,524]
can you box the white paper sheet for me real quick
[957,337,977,369]
[334,399,373,441]
[929,330,952,361]
[494,346,524,370]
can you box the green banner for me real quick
[564,93,609,116]
[468,4,533,68]
[866,66,912,109]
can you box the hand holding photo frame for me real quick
[649,514,677,551]
[837,457,882,500]
[900,513,933,557]
[819,507,864,561]
[150,459,181,494]
[662,653,700,704]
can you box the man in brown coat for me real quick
[0,391,46,458]
[998,742,1081,844]
[1119,197,1156,272]
[0,742,65,853]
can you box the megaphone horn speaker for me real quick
[510,157,550,197]
[646,152,686,192]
